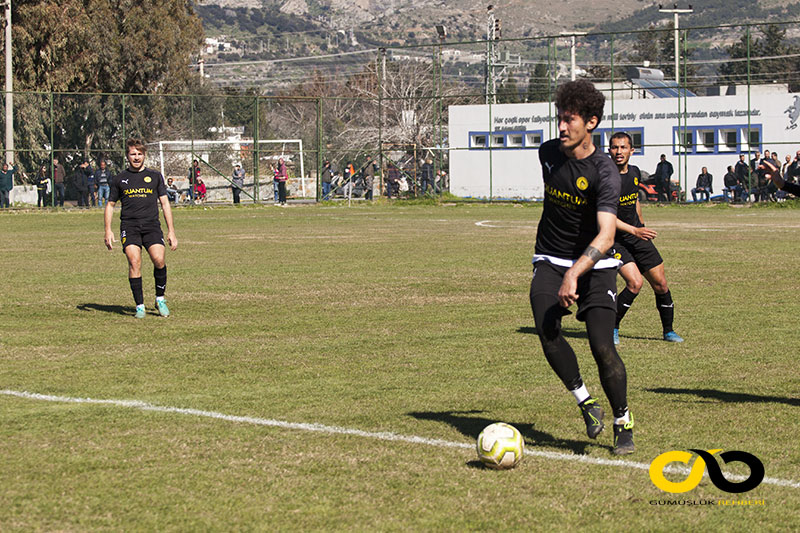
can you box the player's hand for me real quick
[558,273,579,308]
[104,231,115,251]
[634,227,658,241]
[167,232,178,251]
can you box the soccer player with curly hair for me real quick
[530,80,634,455]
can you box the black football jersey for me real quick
[616,165,644,229]
[109,167,167,225]
[535,139,620,260]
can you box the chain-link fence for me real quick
[4,20,800,205]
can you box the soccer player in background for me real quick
[530,80,634,455]
[608,132,684,345]
[104,139,177,319]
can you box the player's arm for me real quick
[104,200,116,250]
[635,198,646,227]
[615,198,657,240]
[159,194,178,251]
[616,216,657,241]
[762,159,800,196]
[558,211,617,308]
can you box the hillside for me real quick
[195,0,800,90]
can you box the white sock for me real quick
[614,410,630,425]
[571,384,590,405]
[156,296,165,302]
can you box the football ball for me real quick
[476,422,524,470]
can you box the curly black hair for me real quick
[555,80,605,130]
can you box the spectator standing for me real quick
[74,160,92,207]
[654,154,673,202]
[36,165,49,207]
[761,151,778,200]
[385,162,400,198]
[95,160,112,207]
[782,154,792,177]
[321,160,333,200]
[0,162,15,208]
[86,161,97,206]
[53,157,66,207]
[691,167,713,202]
[274,157,288,205]
[750,151,762,172]
[735,154,750,191]
[232,163,245,204]
[787,150,800,183]
[187,159,200,203]
[420,158,436,194]
[361,155,376,200]
[438,169,448,192]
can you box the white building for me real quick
[448,84,800,199]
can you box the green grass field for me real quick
[1,202,799,531]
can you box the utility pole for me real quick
[560,31,587,81]
[3,0,13,164]
[485,5,495,104]
[658,4,693,84]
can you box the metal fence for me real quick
[4,20,800,205]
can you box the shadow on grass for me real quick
[77,303,133,316]
[647,387,800,407]
[407,410,609,455]
[518,327,663,342]
[516,326,589,340]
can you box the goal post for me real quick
[153,139,307,203]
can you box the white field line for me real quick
[2,389,798,489]
[475,220,800,231]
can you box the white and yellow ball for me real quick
[476,422,524,470]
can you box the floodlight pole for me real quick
[658,5,693,85]
[3,0,13,164]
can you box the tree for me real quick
[497,75,521,104]
[719,25,799,91]
[526,63,551,103]
[628,25,659,67]
[2,0,204,174]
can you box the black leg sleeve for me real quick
[585,307,628,418]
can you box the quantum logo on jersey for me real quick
[576,176,588,190]
[124,187,154,198]
[544,183,587,210]
[619,192,638,206]
[649,449,764,494]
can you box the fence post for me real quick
[49,91,54,206]
[746,25,753,198]
[254,95,260,203]
[378,48,385,196]
[316,97,322,202]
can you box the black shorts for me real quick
[612,236,663,273]
[530,261,618,322]
[120,222,164,251]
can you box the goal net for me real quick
[152,138,308,202]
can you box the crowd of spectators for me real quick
[650,150,800,204]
